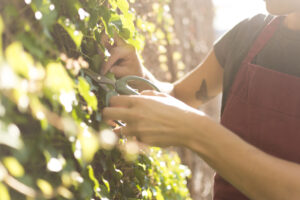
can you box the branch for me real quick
[0,162,37,198]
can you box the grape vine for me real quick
[0,0,191,199]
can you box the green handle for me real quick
[115,75,160,95]
[105,75,160,107]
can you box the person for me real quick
[101,0,300,199]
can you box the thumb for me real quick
[101,31,127,50]
[140,90,167,97]
[101,46,128,75]
[110,65,130,78]
[114,35,127,47]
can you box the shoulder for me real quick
[238,14,273,33]
[221,14,272,42]
[214,14,273,67]
[245,14,271,25]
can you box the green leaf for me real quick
[102,176,110,193]
[116,0,129,14]
[0,183,10,200]
[58,18,83,49]
[3,157,24,177]
[0,15,3,58]
[78,128,99,162]
[37,179,53,197]
[87,165,101,198]
[5,42,33,78]
[77,77,98,110]
[120,13,135,38]
[45,62,74,94]
[109,0,118,10]
[100,8,115,38]
[0,123,23,149]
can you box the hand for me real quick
[100,34,145,78]
[102,90,206,147]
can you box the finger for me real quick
[102,107,131,122]
[101,31,128,49]
[100,32,114,50]
[113,127,123,137]
[138,135,174,148]
[114,34,127,46]
[109,95,138,108]
[113,127,122,134]
[101,47,129,75]
[140,90,167,97]
[106,120,117,127]
[110,65,131,78]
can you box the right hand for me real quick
[100,34,145,78]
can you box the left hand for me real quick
[102,90,206,147]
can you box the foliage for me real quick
[0,0,191,199]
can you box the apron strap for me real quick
[243,16,284,64]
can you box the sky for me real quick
[213,0,267,31]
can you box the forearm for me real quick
[141,67,210,108]
[141,67,209,106]
[142,67,174,95]
[186,114,300,200]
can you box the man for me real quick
[102,0,300,199]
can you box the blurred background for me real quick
[134,0,266,199]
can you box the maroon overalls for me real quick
[214,16,300,200]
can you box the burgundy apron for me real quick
[214,16,300,200]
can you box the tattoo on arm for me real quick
[195,80,213,102]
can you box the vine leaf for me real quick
[5,42,32,78]
[58,18,83,49]
[0,183,10,200]
[3,157,24,177]
[45,62,74,94]
[77,77,98,110]
[0,15,3,58]
[116,0,129,14]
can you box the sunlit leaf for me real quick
[102,176,110,193]
[78,127,99,162]
[87,165,101,198]
[0,15,3,37]
[0,15,3,58]
[109,0,118,10]
[3,157,24,177]
[100,8,115,38]
[116,0,129,14]
[45,62,74,94]
[37,179,53,197]
[0,122,23,149]
[58,18,83,49]
[57,186,74,199]
[77,77,97,110]
[0,183,10,200]
[5,42,33,78]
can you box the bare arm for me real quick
[101,38,223,108]
[172,50,223,108]
[143,50,223,108]
[104,95,300,200]
[187,115,300,200]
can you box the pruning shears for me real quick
[81,68,161,126]
[82,68,160,96]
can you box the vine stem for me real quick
[0,162,71,199]
[0,162,37,198]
